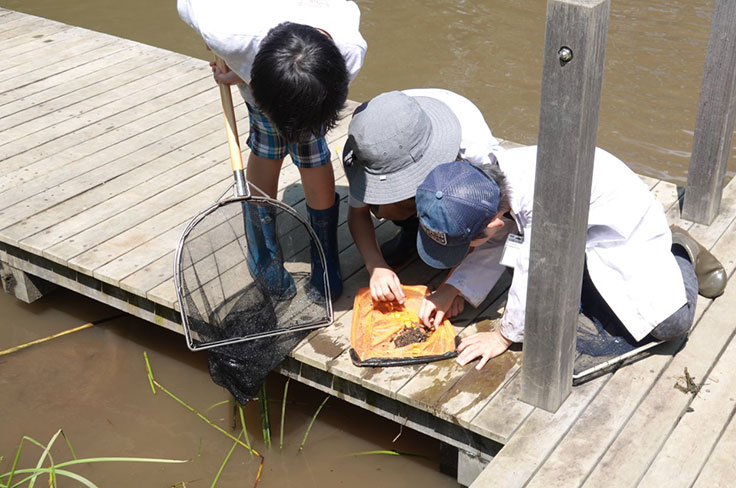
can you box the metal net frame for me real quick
[174,192,333,351]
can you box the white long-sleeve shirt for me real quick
[447,145,687,342]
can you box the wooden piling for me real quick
[520,0,610,412]
[681,0,736,225]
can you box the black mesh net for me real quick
[175,196,332,403]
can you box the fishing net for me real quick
[175,194,332,350]
[174,193,333,404]
[350,285,458,367]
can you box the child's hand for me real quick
[456,329,512,370]
[369,267,405,304]
[419,284,460,329]
[209,61,244,85]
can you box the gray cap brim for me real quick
[344,96,462,205]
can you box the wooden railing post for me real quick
[520,0,610,412]
[681,0,736,225]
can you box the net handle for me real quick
[215,56,245,173]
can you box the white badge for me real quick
[499,234,524,268]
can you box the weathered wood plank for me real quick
[0,50,162,130]
[5,113,230,252]
[0,77,213,227]
[0,58,201,165]
[0,13,44,36]
[521,0,611,411]
[0,20,71,53]
[470,375,610,488]
[579,216,736,488]
[469,373,534,444]
[682,0,736,224]
[524,339,685,488]
[692,408,736,488]
[0,31,121,85]
[638,308,736,487]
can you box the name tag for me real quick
[499,234,524,268]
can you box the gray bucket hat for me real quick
[342,91,462,205]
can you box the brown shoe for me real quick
[670,225,727,299]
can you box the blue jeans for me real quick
[579,249,697,353]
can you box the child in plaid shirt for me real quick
[178,0,367,300]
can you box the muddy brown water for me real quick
[1,0,734,485]
[0,290,450,486]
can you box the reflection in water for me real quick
[1,0,733,183]
[0,289,453,486]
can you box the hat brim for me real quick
[416,225,470,270]
[345,96,462,205]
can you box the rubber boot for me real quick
[380,216,419,269]
[307,194,342,302]
[243,202,296,301]
[670,225,726,299]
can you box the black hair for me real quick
[477,162,511,214]
[251,22,350,143]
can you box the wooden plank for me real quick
[0,49,160,128]
[469,373,534,444]
[682,0,736,224]
[8,114,231,255]
[579,213,736,488]
[0,22,100,62]
[118,154,344,299]
[470,375,610,488]
[0,20,71,53]
[0,54,187,163]
[0,31,121,85]
[97,175,351,292]
[0,14,44,36]
[521,0,611,411]
[2,251,183,335]
[0,58,200,165]
[0,57,196,174]
[523,339,685,488]
[48,159,232,269]
[0,42,168,108]
[692,408,736,488]
[638,302,736,487]
[0,75,213,226]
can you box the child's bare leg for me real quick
[298,162,336,209]
[246,153,284,198]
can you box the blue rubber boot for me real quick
[243,202,296,301]
[307,194,343,302]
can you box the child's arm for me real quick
[456,329,513,370]
[348,205,406,304]
[418,283,464,328]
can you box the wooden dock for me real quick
[2,9,735,487]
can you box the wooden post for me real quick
[681,0,736,225]
[520,0,610,412]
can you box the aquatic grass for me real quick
[347,450,429,459]
[280,379,290,449]
[298,395,329,452]
[0,430,187,488]
[210,434,240,488]
[0,314,124,357]
[203,400,231,415]
[257,385,271,448]
[144,353,264,486]
[237,406,253,455]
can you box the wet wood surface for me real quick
[3,10,736,487]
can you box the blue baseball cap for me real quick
[416,160,501,269]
